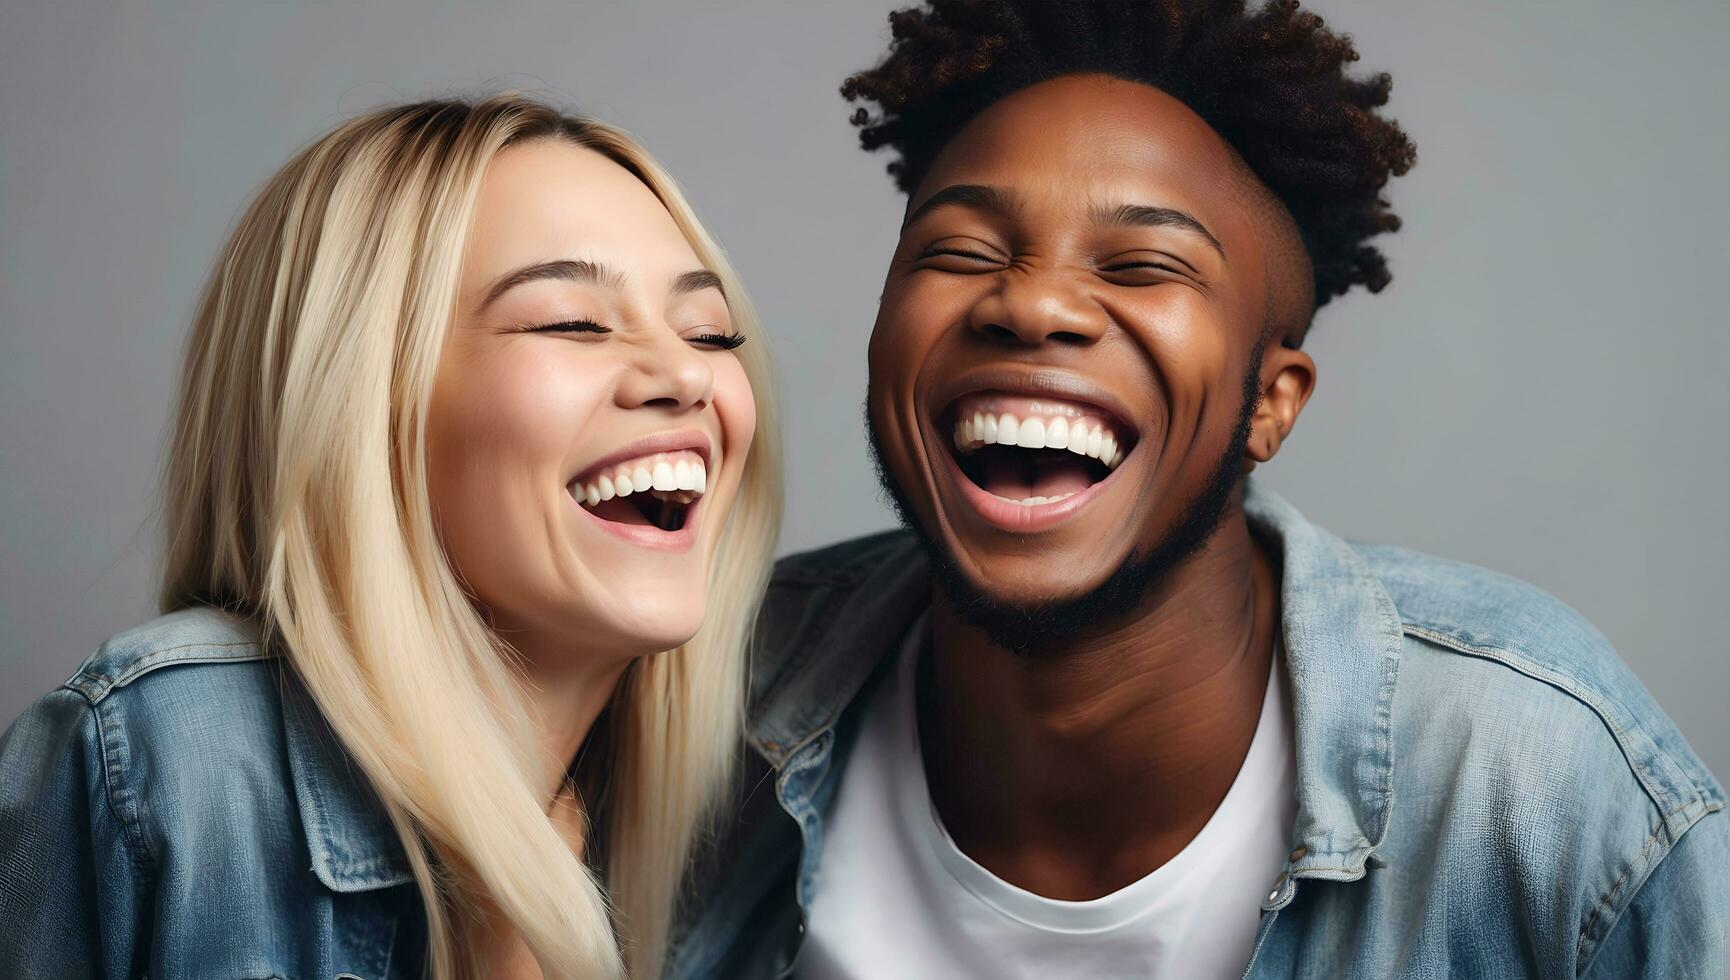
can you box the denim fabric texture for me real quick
[0,607,424,979]
[669,479,1729,980]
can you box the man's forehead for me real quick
[906,72,1315,336]
[915,74,1244,206]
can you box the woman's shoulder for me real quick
[65,604,274,704]
[59,607,292,799]
[1,607,420,975]
[6,603,413,882]
[34,607,299,845]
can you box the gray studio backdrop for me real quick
[2,1,1726,778]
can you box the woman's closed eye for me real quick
[524,317,610,336]
[524,317,745,351]
[686,330,747,350]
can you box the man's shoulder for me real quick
[1355,541,1611,665]
[1355,542,1722,825]
[748,530,926,755]
[770,528,922,588]
[1343,543,1726,971]
[759,528,923,652]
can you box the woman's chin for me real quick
[587,596,708,657]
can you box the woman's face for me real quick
[428,138,756,663]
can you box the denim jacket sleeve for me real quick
[0,688,145,978]
[1580,808,1730,979]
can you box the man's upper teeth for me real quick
[953,411,1126,469]
[570,450,706,508]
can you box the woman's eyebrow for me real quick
[480,258,625,309]
[671,269,725,299]
[1094,202,1225,257]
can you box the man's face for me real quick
[867,73,1307,632]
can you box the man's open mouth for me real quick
[569,449,706,533]
[942,392,1136,508]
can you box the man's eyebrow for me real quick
[902,183,1018,231]
[1095,203,1225,257]
[480,259,625,308]
[671,269,725,299]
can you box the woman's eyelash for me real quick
[522,319,743,350]
[690,332,747,350]
[525,318,610,335]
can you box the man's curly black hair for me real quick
[841,0,1417,308]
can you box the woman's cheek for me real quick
[712,356,756,503]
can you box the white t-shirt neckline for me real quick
[894,615,1294,935]
[800,614,1299,980]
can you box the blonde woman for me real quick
[0,95,779,979]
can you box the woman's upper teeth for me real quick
[952,410,1127,469]
[570,450,706,508]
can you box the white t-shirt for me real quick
[801,619,1297,980]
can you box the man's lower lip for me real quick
[937,448,1116,533]
[570,493,700,552]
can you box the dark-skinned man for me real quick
[671,3,1728,978]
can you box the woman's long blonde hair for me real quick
[160,95,780,979]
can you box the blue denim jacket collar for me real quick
[279,661,415,893]
[1259,481,1404,900]
[746,478,1405,908]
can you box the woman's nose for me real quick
[613,326,715,414]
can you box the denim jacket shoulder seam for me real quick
[1572,799,1724,975]
[1400,623,1696,821]
[66,640,271,705]
[90,696,158,886]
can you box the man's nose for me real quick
[965,270,1108,348]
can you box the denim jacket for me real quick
[669,480,1729,979]
[0,607,425,979]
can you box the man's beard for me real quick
[866,343,1264,656]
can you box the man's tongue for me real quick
[977,452,1096,500]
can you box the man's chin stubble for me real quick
[863,350,1263,656]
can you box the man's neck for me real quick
[920,502,1282,901]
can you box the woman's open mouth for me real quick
[938,391,1137,532]
[567,449,706,548]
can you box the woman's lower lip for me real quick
[938,446,1118,533]
[570,492,700,552]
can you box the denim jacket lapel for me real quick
[1242,480,1404,908]
[279,668,416,893]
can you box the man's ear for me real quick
[1243,344,1316,472]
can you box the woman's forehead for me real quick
[466,140,698,282]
